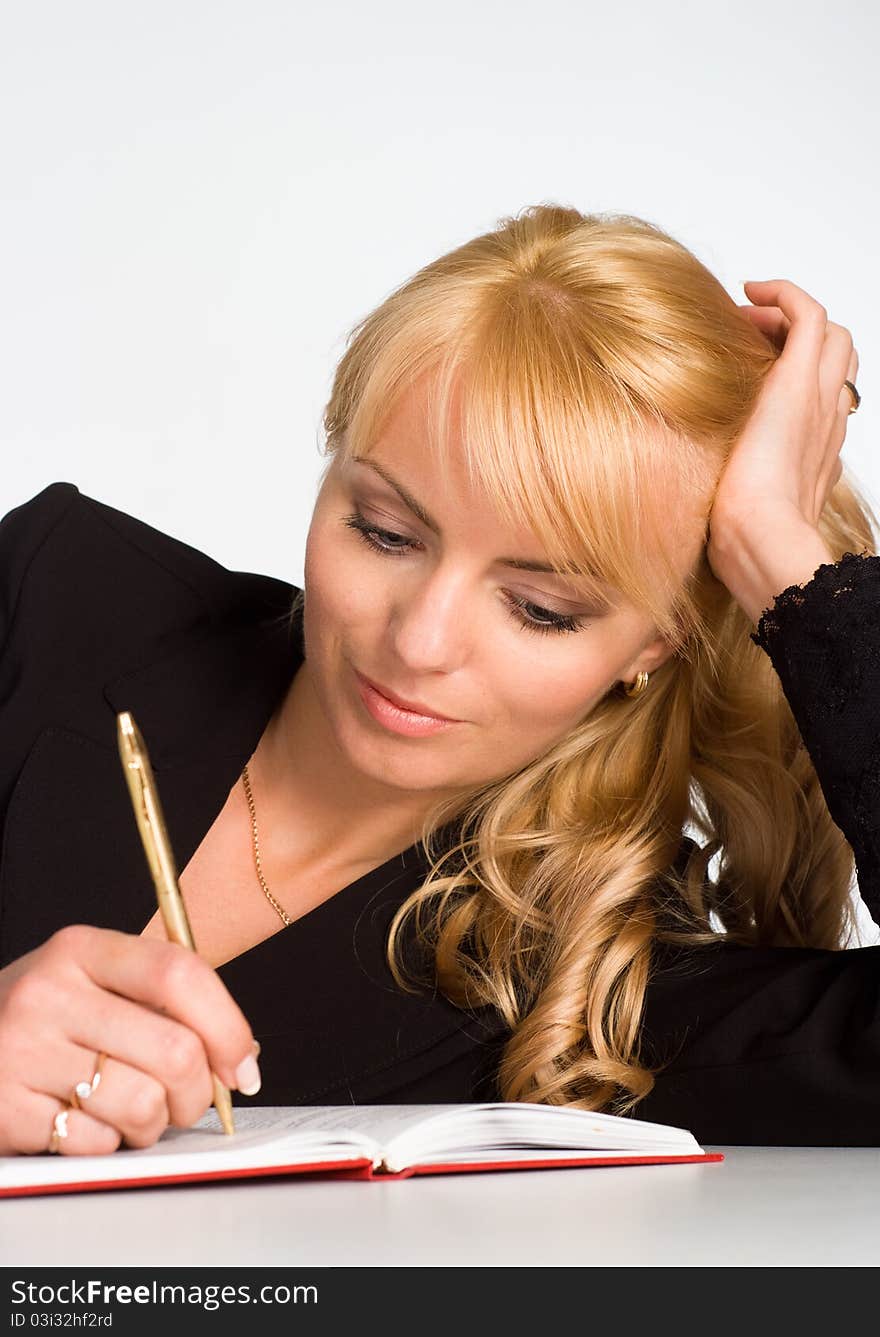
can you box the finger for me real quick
[51,925,256,1090]
[20,1038,178,1148]
[72,1058,176,1149]
[0,1085,120,1157]
[63,980,215,1126]
[819,324,855,414]
[742,279,827,366]
[43,1101,122,1157]
[838,346,860,416]
[737,303,791,351]
[820,342,858,509]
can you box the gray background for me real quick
[2,1,877,940]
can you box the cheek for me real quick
[303,516,387,640]
[491,648,615,738]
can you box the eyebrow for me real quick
[350,454,602,581]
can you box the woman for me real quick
[0,204,875,1157]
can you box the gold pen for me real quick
[116,710,236,1136]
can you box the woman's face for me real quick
[302,379,695,803]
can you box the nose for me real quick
[387,575,470,675]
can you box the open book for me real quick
[0,1103,723,1197]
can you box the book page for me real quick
[242,1104,470,1142]
[371,1102,702,1171]
[218,1103,701,1173]
[204,1103,700,1162]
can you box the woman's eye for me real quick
[341,511,589,636]
[343,512,416,555]
[504,594,583,636]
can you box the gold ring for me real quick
[69,1051,106,1109]
[844,379,861,414]
[48,1104,72,1154]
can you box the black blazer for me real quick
[3,482,880,1143]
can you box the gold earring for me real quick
[623,671,650,698]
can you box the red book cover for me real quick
[0,1150,723,1198]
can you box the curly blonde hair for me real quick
[304,203,877,1115]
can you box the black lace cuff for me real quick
[750,550,880,654]
[748,549,880,925]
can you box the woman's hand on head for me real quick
[0,925,259,1156]
[704,278,859,624]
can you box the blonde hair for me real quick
[307,204,877,1114]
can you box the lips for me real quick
[356,671,459,722]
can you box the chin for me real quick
[339,709,459,791]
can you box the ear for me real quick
[619,633,676,683]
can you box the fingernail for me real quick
[235,1054,262,1095]
[252,1039,261,1058]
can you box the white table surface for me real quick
[2,1147,879,1267]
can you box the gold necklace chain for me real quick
[241,763,292,927]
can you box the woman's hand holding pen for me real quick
[705,278,859,626]
[0,924,261,1155]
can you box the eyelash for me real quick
[341,511,588,636]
